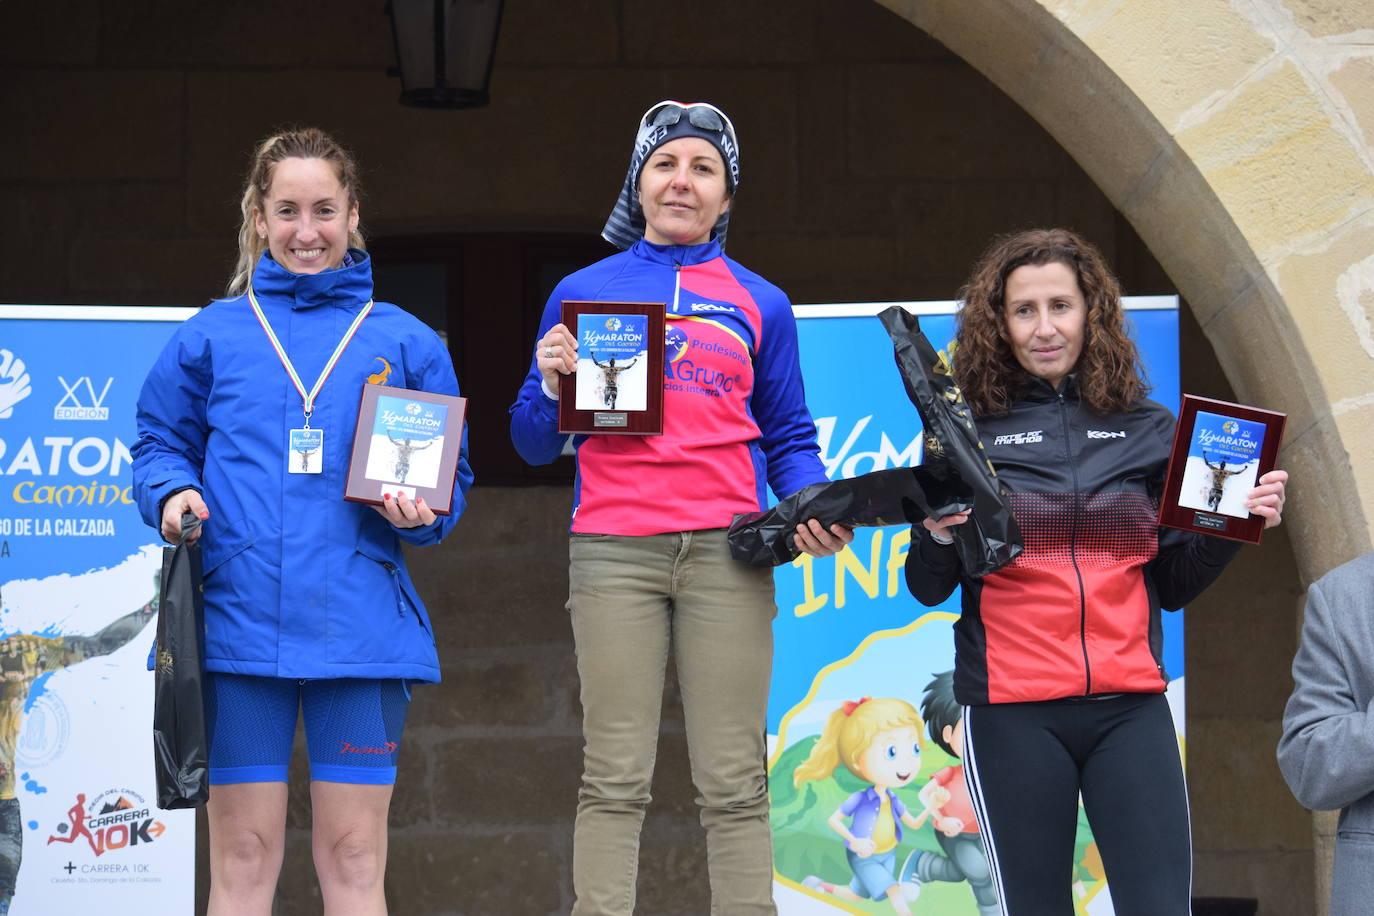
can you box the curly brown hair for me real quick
[953,228,1147,416]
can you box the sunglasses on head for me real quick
[640,100,736,138]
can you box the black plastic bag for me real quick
[878,306,1022,577]
[152,513,209,810]
[728,466,974,567]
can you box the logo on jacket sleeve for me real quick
[366,357,391,385]
[993,430,1043,445]
[1086,429,1127,439]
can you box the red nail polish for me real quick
[416,497,425,505]
[383,493,392,500]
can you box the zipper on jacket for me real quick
[672,263,682,314]
[381,560,404,617]
[1057,388,1092,695]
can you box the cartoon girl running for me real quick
[794,696,943,915]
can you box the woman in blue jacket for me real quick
[133,127,472,916]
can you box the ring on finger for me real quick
[544,346,554,358]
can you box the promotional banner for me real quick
[365,393,450,488]
[0,305,197,913]
[771,299,1180,916]
[1179,410,1265,518]
[576,313,650,412]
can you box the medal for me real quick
[289,428,325,474]
[248,284,372,473]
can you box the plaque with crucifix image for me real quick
[557,300,665,436]
[1158,394,1285,544]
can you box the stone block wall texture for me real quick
[0,0,1341,912]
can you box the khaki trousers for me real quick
[567,529,778,916]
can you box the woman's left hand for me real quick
[1246,469,1288,529]
[794,519,854,558]
[373,491,436,529]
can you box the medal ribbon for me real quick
[247,286,373,426]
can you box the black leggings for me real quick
[963,692,1191,916]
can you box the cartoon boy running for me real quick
[901,670,999,916]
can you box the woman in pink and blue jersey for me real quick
[510,100,851,915]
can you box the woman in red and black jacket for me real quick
[905,229,1287,916]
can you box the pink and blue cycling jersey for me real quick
[510,238,826,535]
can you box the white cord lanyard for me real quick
[247,285,373,428]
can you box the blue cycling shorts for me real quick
[204,673,411,786]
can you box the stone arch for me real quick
[874,2,1374,909]
[875,0,1374,582]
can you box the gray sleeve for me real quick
[1277,575,1374,811]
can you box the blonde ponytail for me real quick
[793,707,851,787]
[792,697,922,787]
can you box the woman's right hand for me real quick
[922,511,971,542]
[535,324,579,390]
[161,489,210,544]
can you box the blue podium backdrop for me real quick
[0,306,196,914]
[770,300,1180,916]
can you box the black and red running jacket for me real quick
[905,376,1242,706]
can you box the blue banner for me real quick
[576,313,651,413]
[771,300,1179,916]
[0,306,196,914]
[374,395,447,443]
[579,313,648,361]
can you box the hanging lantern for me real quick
[386,0,504,109]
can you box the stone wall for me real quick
[5,0,1178,309]
[0,0,1315,912]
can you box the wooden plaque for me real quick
[344,384,467,515]
[557,300,666,436]
[1158,394,1286,544]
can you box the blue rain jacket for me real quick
[132,251,472,682]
